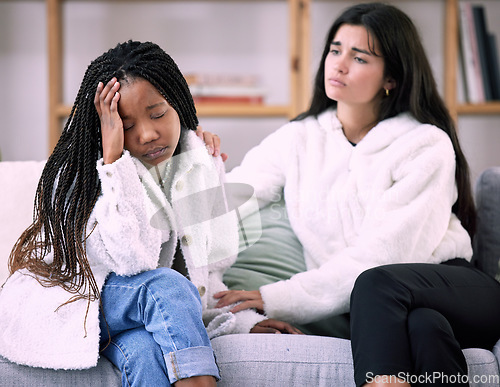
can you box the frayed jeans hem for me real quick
[166,345,220,383]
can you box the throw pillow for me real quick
[223,198,306,290]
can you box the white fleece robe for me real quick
[227,109,473,325]
[0,130,265,370]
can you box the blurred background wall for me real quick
[1,0,499,185]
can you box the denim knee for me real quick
[138,267,194,290]
[139,268,202,305]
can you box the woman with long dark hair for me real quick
[212,3,500,386]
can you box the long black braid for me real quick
[9,41,198,306]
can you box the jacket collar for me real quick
[132,129,210,182]
[317,108,420,153]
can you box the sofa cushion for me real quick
[462,348,500,386]
[0,355,120,386]
[223,198,306,290]
[1,337,498,387]
[212,334,355,386]
[211,334,499,387]
[0,161,46,285]
[473,166,500,280]
[223,200,351,338]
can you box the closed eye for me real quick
[152,111,166,119]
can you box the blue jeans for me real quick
[99,268,220,386]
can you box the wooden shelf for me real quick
[444,0,500,120]
[196,104,291,117]
[54,103,291,119]
[457,102,500,115]
[49,0,500,150]
[39,0,500,152]
[46,0,310,153]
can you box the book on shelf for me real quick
[459,3,500,103]
[184,73,259,87]
[458,1,485,103]
[487,33,500,101]
[185,73,266,105]
[192,95,264,105]
[472,5,493,101]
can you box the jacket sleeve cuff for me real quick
[232,309,267,334]
[260,280,295,322]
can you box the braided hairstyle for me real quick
[9,41,198,305]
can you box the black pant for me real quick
[350,259,500,387]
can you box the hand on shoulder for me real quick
[196,126,228,162]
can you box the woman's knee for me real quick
[408,308,453,339]
[107,267,191,289]
[140,267,186,283]
[407,308,467,376]
[351,266,404,305]
[105,268,202,319]
[139,268,199,298]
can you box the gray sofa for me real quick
[1,161,500,386]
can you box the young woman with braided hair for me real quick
[0,40,299,387]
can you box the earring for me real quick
[385,88,390,96]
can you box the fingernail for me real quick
[207,146,214,155]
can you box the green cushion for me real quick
[223,199,306,291]
[223,199,351,338]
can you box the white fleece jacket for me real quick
[0,130,265,370]
[227,109,473,325]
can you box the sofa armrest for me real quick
[0,161,46,284]
[473,167,500,279]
